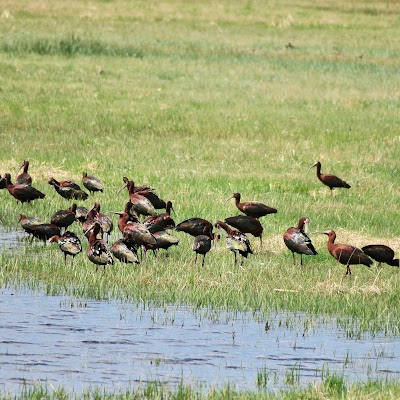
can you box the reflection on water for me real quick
[0,286,399,394]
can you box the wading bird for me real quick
[48,177,89,200]
[224,215,263,247]
[192,225,213,267]
[24,223,61,243]
[313,230,372,276]
[111,238,139,264]
[50,204,77,232]
[94,202,113,242]
[176,217,214,237]
[145,230,179,256]
[82,172,104,195]
[86,222,114,272]
[143,202,175,233]
[4,173,45,203]
[49,231,82,264]
[123,180,157,218]
[16,160,32,185]
[225,193,277,218]
[361,244,399,268]
[283,217,317,266]
[215,220,253,266]
[308,161,351,195]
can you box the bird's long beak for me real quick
[310,231,328,235]
[116,182,128,196]
[225,195,234,203]
[307,162,318,172]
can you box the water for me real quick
[1,286,400,395]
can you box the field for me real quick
[1,0,400,397]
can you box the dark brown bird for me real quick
[315,230,372,276]
[50,203,77,231]
[0,175,6,190]
[115,201,139,233]
[143,201,175,233]
[224,215,263,247]
[145,230,179,256]
[308,161,351,194]
[124,180,157,218]
[226,193,277,218]
[49,231,82,264]
[215,220,253,265]
[87,222,114,272]
[16,160,32,185]
[75,205,89,224]
[93,202,113,242]
[111,238,139,264]
[192,225,213,267]
[82,172,104,195]
[24,223,61,243]
[4,173,45,203]
[18,214,45,230]
[48,177,89,200]
[283,217,317,266]
[116,210,157,248]
[175,218,213,237]
[361,245,399,268]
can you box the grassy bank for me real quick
[1,0,400,333]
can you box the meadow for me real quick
[1,0,400,397]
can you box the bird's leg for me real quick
[234,252,237,265]
[202,255,206,268]
[64,253,67,265]
[345,265,351,276]
[292,252,296,266]
[300,254,303,266]
[377,262,381,269]
[259,233,263,249]
[194,253,198,264]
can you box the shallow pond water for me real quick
[1,286,400,395]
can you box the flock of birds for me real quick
[0,160,398,276]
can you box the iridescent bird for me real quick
[192,225,213,267]
[111,238,139,264]
[16,160,32,185]
[361,245,399,268]
[308,161,351,195]
[283,217,317,266]
[48,177,89,200]
[215,220,253,265]
[145,230,179,256]
[93,202,113,242]
[226,193,277,218]
[82,172,104,195]
[4,173,45,203]
[176,217,213,237]
[314,230,372,276]
[86,222,114,272]
[49,231,82,264]
[50,204,77,232]
[24,223,61,243]
[224,215,263,247]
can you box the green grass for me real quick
[2,376,400,400]
[1,0,400,394]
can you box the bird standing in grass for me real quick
[308,161,351,195]
[313,230,372,276]
[86,222,114,272]
[361,244,399,268]
[82,172,104,195]
[224,215,263,248]
[225,192,277,218]
[215,220,253,266]
[16,160,32,185]
[192,225,213,267]
[4,173,45,203]
[49,231,82,264]
[283,217,317,266]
